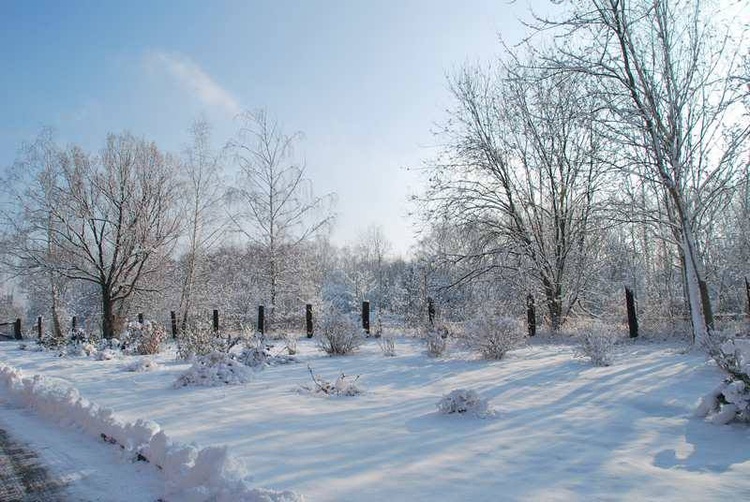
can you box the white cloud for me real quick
[148,50,241,116]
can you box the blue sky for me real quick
[0,0,552,255]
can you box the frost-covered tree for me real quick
[537,0,749,343]
[226,110,335,329]
[3,133,180,338]
[422,59,607,331]
[177,118,225,330]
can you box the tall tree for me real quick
[5,133,180,338]
[423,61,607,330]
[537,0,749,343]
[226,110,335,328]
[178,118,225,330]
[0,130,67,339]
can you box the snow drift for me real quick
[0,363,302,502]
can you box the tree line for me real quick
[1,0,748,343]
[417,0,749,343]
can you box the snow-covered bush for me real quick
[378,333,396,357]
[465,311,525,360]
[574,322,617,367]
[236,334,298,369]
[424,324,448,358]
[315,307,363,355]
[173,352,253,387]
[697,335,750,424]
[300,366,362,396]
[121,321,167,355]
[176,322,225,361]
[95,348,118,361]
[437,389,495,418]
[285,334,298,355]
[123,358,160,372]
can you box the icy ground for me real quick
[2,336,750,501]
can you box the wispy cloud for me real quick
[148,50,241,116]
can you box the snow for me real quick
[2,337,750,501]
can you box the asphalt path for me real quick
[0,426,66,501]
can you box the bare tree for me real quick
[422,60,607,331]
[5,133,180,339]
[226,110,335,328]
[178,118,225,330]
[536,0,749,343]
[0,130,67,340]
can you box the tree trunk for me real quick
[101,287,115,339]
[680,228,708,345]
[543,282,562,332]
[49,279,63,340]
[698,280,714,332]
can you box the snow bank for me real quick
[0,363,302,502]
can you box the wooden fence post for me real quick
[625,287,639,338]
[13,318,21,340]
[527,294,536,337]
[37,316,42,341]
[306,304,313,338]
[257,306,265,335]
[212,309,219,333]
[427,297,435,327]
[170,311,177,339]
[362,301,370,335]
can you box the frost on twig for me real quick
[299,365,362,397]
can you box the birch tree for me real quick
[226,110,335,328]
[0,130,67,340]
[178,118,225,330]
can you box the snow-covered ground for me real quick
[2,336,750,501]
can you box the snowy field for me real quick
[2,336,750,501]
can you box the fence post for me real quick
[170,311,177,339]
[257,306,265,335]
[527,294,536,337]
[306,304,313,338]
[138,312,144,324]
[625,287,639,338]
[427,297,435,327]
[745,277,750,320]
[37,316,43,341]
[13,318,21,340]
[362,301,370,335]
[212,309,219,333]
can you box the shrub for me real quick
[697,334,750,424]
[437,389,494,418]
[176,322,229,361]
[424,324,448,358]
[574,322,617,366]
[122,321,167,355]
[123,358,160,372]
[300,366,362,396]
[315,307,363,355]
[285,334,298,355]
[465,312,525,360]
[173,352,253,387]
[377,333,396,357]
